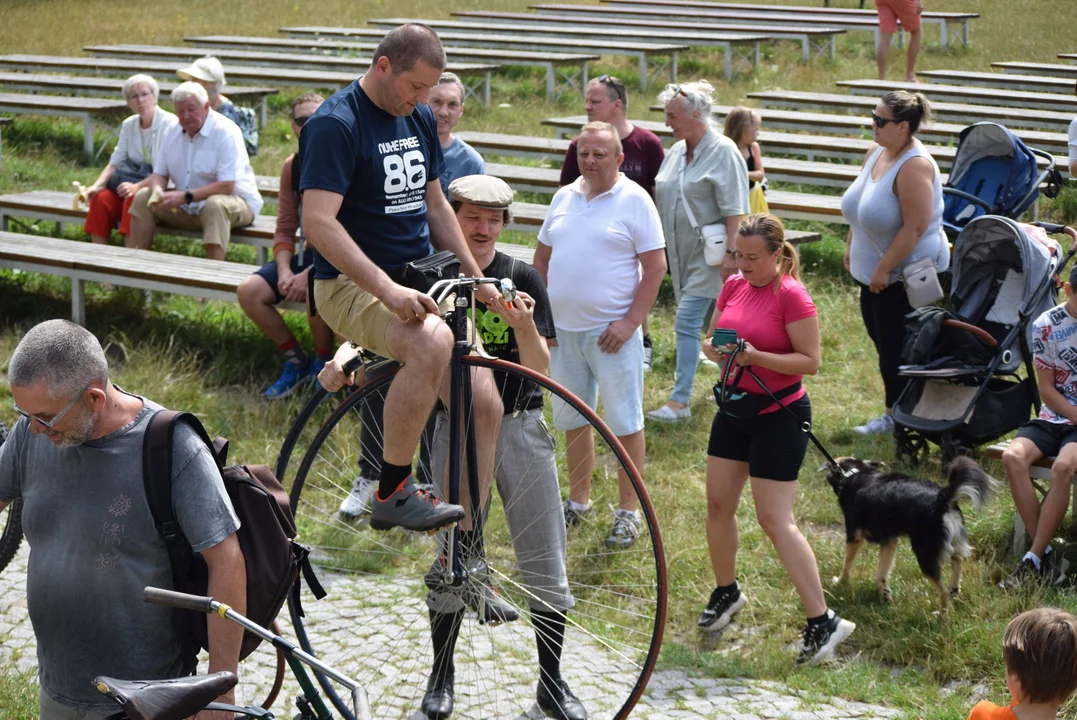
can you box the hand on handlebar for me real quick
[384,285,440,323]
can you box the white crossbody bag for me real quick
[678,167,726,267]
[864,230,945,309]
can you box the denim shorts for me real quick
[549,326,644,437]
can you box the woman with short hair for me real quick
[699,213,855,665]
[82,74,177,244]
[841,90,948,435]
[647,80,749,424]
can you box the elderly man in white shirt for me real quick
[532,120,667,551]
[128,81,263,260]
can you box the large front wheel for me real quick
[283,356,666,720]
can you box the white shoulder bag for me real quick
[679,167,726,267]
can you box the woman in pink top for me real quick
[695,214,856,666]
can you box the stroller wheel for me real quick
[895,428,929,467]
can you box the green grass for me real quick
[4,0,1077,716]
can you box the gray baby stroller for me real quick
[892,217,1075,464]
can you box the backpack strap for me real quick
[142,410,222,587]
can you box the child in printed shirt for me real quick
[967,608,1077,720]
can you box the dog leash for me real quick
[721,341,852,477]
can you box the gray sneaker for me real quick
[606,509,642,549]
[370,476,465,532]
[853,414,895,436]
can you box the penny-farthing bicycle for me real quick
[276,275,667,720]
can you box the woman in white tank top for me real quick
[840,91,947,436]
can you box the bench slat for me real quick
[529,3,874,28]
[445,11,828,38]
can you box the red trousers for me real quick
[84,188,135,238]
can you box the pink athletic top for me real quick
[715,273,817,413]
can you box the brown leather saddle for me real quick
[93,671,237,720]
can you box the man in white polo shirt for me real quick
[128,81,263,260]
[533,121,666,550]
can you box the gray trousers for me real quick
[427,408,574,614]
[39,689,116,720]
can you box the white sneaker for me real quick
[853,414,895,436]
[699,351,719,368]
[646,404,692,423]
[339,476,375,518]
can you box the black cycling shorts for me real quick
[707,395,812,482]
[1016,418,1077,459]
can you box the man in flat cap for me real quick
[317,175,585,720]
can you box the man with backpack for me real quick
[0,320,245,720]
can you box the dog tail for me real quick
[944,456,1002,512]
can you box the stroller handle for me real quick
[942,319,998,347]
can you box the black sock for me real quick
[533,609,567,688]
[717,581,738,597]
[378,461,411,498]
[642,334,652,349]
[807,610,831,626]
[428,610,462,684]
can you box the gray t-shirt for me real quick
[0,390,240,712]
[439,136,485,195]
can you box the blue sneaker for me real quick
[264,360,309,399]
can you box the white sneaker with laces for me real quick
[339,476,375,518]
[647,404,692,423]
[853,414,895,436]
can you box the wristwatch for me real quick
[184,190,194,204]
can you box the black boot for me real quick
[533,610,587,720]
[422,610,461,719]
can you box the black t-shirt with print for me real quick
[473,251,556,413]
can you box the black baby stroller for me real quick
[893,217,1076,464]
[942,123,1062,240]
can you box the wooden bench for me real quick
[918,70,1077,98]
[0,190,539,265]
[985,440,1077,556]
[0,72,278,127]
[601,0,977,47]
[365,18,691,88]
[185,35,596,101]
[445,11,837,63]
[1057,53,1077,63]
[835,80,1077,127]
[754,88,1075,134]
[0,117,9,169]
[994,61,1077,80]
[0,92,129,159]
[82,44,498,107]
[648,103,1071,159]
[455,131,570,161]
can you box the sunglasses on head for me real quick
[871,112,902,128]
[292,114,313,128]
[596,74,626,104]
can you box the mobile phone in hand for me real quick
[712,328,738,347]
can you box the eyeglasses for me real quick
[13,388,88,430]
[596,74,626,105]
[292,115,313,128]
[871,112,900,128]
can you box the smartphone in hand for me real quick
[712,328,738,353]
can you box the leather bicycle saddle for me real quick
[93,671,238,720]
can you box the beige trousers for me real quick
[129,187,254,251]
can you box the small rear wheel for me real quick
[282,357,666,720]
[0,420,23,574]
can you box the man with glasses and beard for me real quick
[558,74,665,372]
[0,320,245,720]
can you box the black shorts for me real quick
[253,250,315,303]
[1016,418,1077,458]
[707,395,812,482]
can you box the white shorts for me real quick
[549,326,644,437]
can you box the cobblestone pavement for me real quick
[0,545,899,719]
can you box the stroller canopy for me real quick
[951,215,1061,338]
[944,123,1041,229]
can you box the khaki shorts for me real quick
[314,275,398,360]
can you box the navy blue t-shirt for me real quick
[299,80,446,278]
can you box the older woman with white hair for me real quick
[177,56,259,155]
[647,80,749,423]
[81,74,177,245]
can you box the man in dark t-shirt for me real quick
[299,23,503,535]
[559,74,665,372]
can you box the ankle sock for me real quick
[378,462,411,498]
[807,609,832,626]
[1023,551,1043,570]
[278,339,309,368]
[532,609,567,688]
[716,581,738,595]
[567,499,590,512]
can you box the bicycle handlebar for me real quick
[428,276,517,306]
[143,587,216,614]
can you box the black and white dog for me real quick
[825,456,1000,609]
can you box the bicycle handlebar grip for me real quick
[143,586,215,613]
[342,354,365,376]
